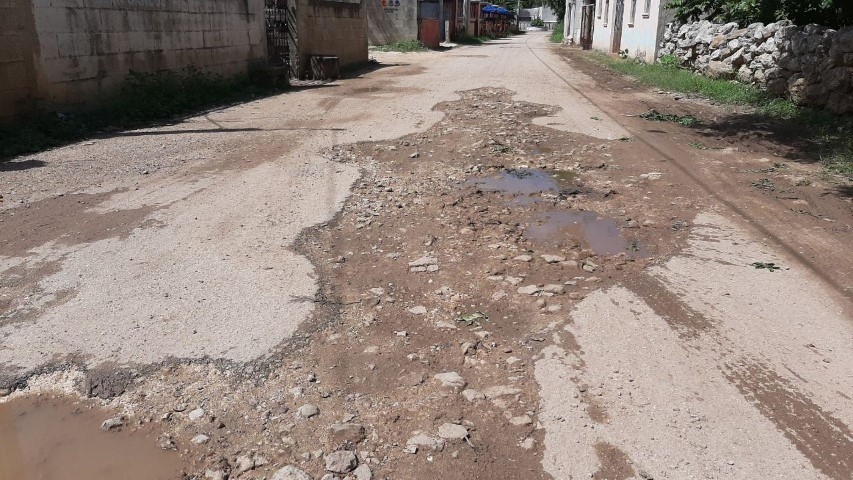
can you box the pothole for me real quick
[0,396,183,480]
[468,168,579,205]
[525,210,650,257]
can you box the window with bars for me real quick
[629,0,637,24]
[596,0,601,18]
[604,0,610,25]
[643,0,651,16]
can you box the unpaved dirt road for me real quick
[1,33,851,480]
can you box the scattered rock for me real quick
[437,423,469,440]
[483,385,521,398]
[517,285,541,295]
[407,305,427,315]
[513,254,533,262]
[541,254,566,263]
[188,408,206,421]
[100,416,124,431]
[272,466,314,480]
[542,284,564,294]
[352,464,373,480]
[328,423,366,444]
[297,404,320,419]
[461,389,486,402]
[406,433,446,452]
[509,415,533,426]
[205,470,228,480]
[324,450,358,473]
[434,372,467,390]
[192,434,210,444]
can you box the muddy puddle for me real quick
[0,396,183,480]
[526,210,650,257]
[469,168,577,204]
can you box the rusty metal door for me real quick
[265,0,296,76]
[610,0,623,53]
[580,4,594,49]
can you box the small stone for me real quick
[569,292,586,300]
[407,306,427,315]
[328,423,366,444]
[352,464,372,480]
[541,254,566,263]
[100,417,124,431]
[406,433,445,452]
[582,263,597,273]
[437,423,468,440]
[235,455,255,475]
[320,475,337,480]
[408,256,437,268]
[510,415,533,426]
[461,389,485,402]
[491,290,507,301]
[188,408,205,421]
[192,434,210,444]
[368,287,385,296]
[272,466,314,480]
[513,254,533,262]
[297,404,320,419]
[0,388,11,397]
[542,284,564,294]
[205,470,228,480]
[483,385,521,398]
[519,437,536,450]
[546,304,562,313]
[409,152,420,158]
[517,285,541,295]
[324,450,358,473]
[434,372,467,390]
[505,276,523,286]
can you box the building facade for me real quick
[590,0,673,62]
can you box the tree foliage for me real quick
[668,0,852,28]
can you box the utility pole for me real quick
[563,0,570,42]
[439,0,445,42]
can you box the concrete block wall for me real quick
[0,0,38,121]
[2,0,267,119]
[296,0,368,78]
[365,0,417,45]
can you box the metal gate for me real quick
[265,0,297,76]
[580,4,594,49]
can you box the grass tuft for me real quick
[370,40,428,52]
[585,52,853,180]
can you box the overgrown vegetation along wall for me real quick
[658,20,853,114]
[1,0,266,121]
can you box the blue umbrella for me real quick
[482,5,497,13]
[496,6,509,14]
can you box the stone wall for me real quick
[295,0,368,78]
[2,0,267,120]
[366,0,417,45]
[658,20,853,114]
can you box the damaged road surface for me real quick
[1,33,851,480]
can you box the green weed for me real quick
[550,22,564,43]
[370,39,427,52]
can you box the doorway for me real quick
[610,0,624,53]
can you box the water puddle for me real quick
[525,210,650,257]
[0,396,183,480]
[469,168,578,204]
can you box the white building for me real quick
[590,0,674,62]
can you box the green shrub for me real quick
[531,17,545,27]
[370,40,427,52]
[658,54,680,69]
[550,22,564,42]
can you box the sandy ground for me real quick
[1,33,851,480]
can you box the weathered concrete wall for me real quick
[659,20,853,114]
[592,0,665,61]
[366,0,417,45]
[0,0,39,121]
[296,0,368,78]
[2,0,267,119]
